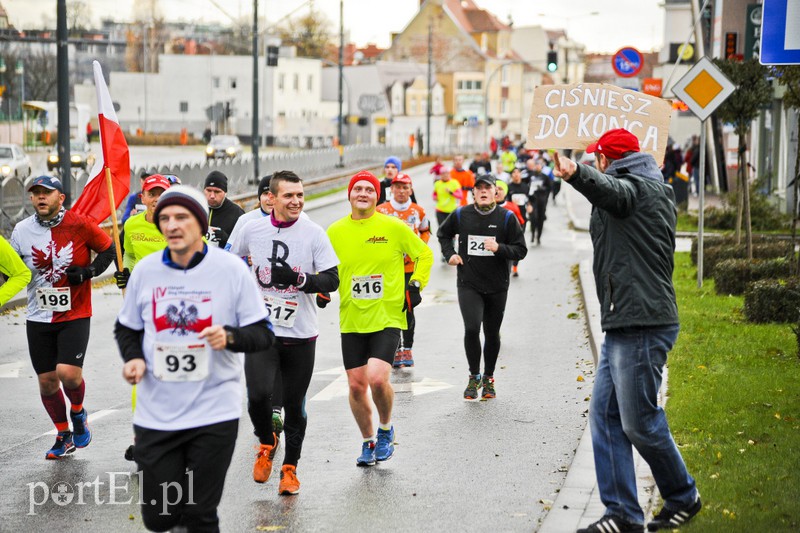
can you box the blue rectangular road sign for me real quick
[761,0,800,64]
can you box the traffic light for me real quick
[547,50,558,72]
[266,46,279,67]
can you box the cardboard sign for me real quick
[527,83,673,162]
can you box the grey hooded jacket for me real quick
[568,152,679,331]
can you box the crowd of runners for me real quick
[0,128,701,533]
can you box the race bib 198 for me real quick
[264,294,299,328]
[36,287,71,312]
[152,342,210,382]
[467,235,495,256]
[351,274,383,300]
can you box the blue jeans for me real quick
[590,325,697,524]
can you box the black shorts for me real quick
[340,328,401,370]
[26,318,91,374]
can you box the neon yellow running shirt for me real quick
[327,212,433,333]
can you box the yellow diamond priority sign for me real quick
[671,57,735,121]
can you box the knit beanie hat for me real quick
[154,185,209,235]
[347,171,381,197]
[204,170,228,192]
[257,174,272,196]
[384,156,402,171]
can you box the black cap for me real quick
[475,174,497,186]
[204,170,228,192]
[257,174,272,196]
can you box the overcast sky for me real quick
[6,0,664,54]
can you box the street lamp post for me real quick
[252,0,259,183]
[336,0,344,167]
[0,59,8,140]
[16,60,24,147]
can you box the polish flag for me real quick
[71,61,130,223]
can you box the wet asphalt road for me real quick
[0,164,595,532]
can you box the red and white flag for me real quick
[71,60,130,223]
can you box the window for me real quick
[457,80,463,90]
[212,77,220,89]
[465,80,472,90]
[230,77,237,89]
[278,73,285,90]
[501,98,508,116]
[475,80,482,90]
[307,75,313,91]
[293,74,299,91]
[501,65,510,85]
[179,101,188,113]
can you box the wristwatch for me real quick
[409,279,421,290]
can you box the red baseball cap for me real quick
[143,174,172,192]
[586,128,641,160]
[391,173,413,185]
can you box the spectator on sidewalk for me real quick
[555,128,701,533]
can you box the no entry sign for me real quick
[612,47,644,78]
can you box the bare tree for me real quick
[23,50,57,102]
[67,0,93,34]
[277,8,332,58]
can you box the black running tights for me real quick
[457,286,508,376]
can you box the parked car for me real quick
[205,135,242,160]
[47,140,96,171]
[0,143,32,179]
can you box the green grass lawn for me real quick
[666,252,800,531]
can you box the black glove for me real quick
[270,263,301,287]
[316,292,331,309]
[65,265,93,285]
[114,268,131,290]
[402,284,422,312]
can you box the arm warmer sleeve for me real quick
[114,320,145,363]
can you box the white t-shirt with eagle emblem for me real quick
[117,246,268,431]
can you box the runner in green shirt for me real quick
[327,170,433,467]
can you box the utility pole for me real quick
[426,21,432,156]
[337,0,344,167]
[252,0,259,182]
[56,0,71,205]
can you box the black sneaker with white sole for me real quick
[647,495,702,531]
[577,514,644,533]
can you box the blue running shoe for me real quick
[46,431,76,460]
[375,427,395,461]
[70,409,92,448]
[357,440,376,467]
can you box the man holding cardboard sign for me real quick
[554,129,701,533]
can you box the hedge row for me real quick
[713,257,794,295]
[743,278,800,323]
[697,242,793,278]
[690,234,777,264]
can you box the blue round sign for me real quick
[612,47,644,78]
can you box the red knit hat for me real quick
[586,128,640,160]
[347,171,381,197]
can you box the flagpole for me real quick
[105,166,124,276]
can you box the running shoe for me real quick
[278,465,301,495]
[647,495,702,531]
[253,442,276,483]
[392,350,403,368]
[46,431,76,460]
[357,440,376,467]
[400,349,414,367]
[481,375,496,399]
[577,515,644,533]
[70,408,92,448]
[124,444,135,462]
[375,427,395,461]
[463,374,481,400]
[272,411,284,436]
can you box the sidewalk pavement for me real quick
[539,186,686,532]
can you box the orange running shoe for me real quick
[278,464,300,495]
[253,442,275,483]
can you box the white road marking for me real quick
[0,361,24,378]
